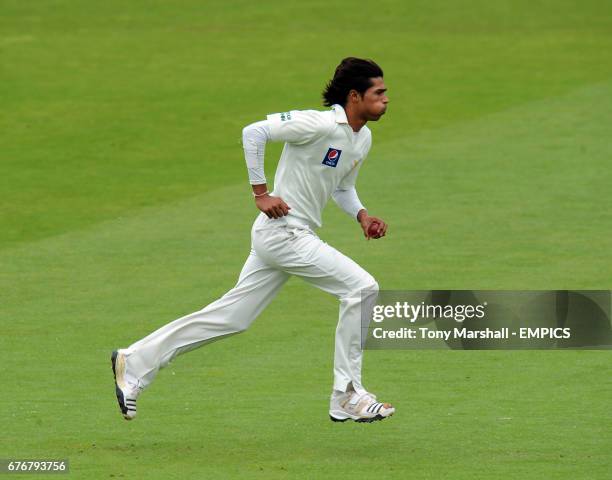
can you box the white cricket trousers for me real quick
[123,213,379,395]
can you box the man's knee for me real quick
[364,276,379,294]
[225,315,251,334]
[343,274,379,299]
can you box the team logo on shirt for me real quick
[322,147,342,167]
[280,112,292,122]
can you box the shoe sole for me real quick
[329,413,393,423]
[111,350,133,421]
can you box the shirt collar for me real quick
[331,104,349,124]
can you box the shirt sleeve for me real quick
[266,109,332,145]
[332,186,365,220]
[242,120,272,185]
[336,159,363,190]
[333,132,371,218]
[333,160,366,219]
[336,132,371,190]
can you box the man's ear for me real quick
[348,89,361,104]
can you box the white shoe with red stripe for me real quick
[329,390,395,423]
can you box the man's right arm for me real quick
[242,110,331,218]
[242,120,290,219]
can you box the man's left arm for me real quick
[332,158,388,240]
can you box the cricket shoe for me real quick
[111,349,143,420]
[329,390,395,423]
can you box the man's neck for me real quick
[344,104,367,132]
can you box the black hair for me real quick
[322,57,383,107]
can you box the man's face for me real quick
[356,77,388,121]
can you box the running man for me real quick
[111,57,394,423]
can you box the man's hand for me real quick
[357,209,388,240]
[256,194,291,219]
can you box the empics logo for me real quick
[322,148,342,167]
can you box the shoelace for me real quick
[126,380,144,399]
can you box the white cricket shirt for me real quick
[266,104,372,229]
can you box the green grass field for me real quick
[2,1,612,478]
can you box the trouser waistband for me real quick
[254,212,315,231]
